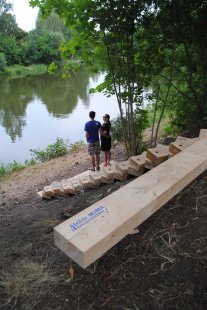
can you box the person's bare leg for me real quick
[103,152,107,166]
[91,155,95,170]
[107,150,111,165]
[96,153,100,170]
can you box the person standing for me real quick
[84,111,101,171]
[101,114,111,166]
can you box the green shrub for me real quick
[0,52,7,72]
[4,64,47,78]
[48,62,58,74]
[111,106,149,154]
[30,138,68,162]
[0,139,85,178]
[68,141,85,153]
[0,161,25,178]
[0,164,7,177]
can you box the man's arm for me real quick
[98,122,102,136]
[85,131,89,142]
[100,129,107,136]
[84,122,89,142]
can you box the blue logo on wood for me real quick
[69,206,109,232]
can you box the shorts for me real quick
[88,141,101,155]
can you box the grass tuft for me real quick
[0,258,64,308]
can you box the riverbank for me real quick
[0,143,126,206]
[0,141,206,309]
[0,64,48,80]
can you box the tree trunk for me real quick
[154,64,174,146]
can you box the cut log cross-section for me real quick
[60,180,75,195]
[129,151,146,171]
[169,136,199,155]
[54,136,207,269]
[90,170,106,185]
[146,143,170,166]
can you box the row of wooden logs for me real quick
[38,135,199,199]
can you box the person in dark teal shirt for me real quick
[84,111,101,171]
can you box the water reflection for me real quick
[0,80,29,142]
[0,69,120,163]
[0,67,91,142]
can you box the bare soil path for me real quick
[0,144,207,309]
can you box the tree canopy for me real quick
[30,0,207,153]
[0,1,69,68]
[0,0,205,154]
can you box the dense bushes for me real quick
[0,4,69,69]
[30,138,69,162]
[0,52,7,72]
[20,31,62,65]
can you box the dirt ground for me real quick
[0,143,207,310]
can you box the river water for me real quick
[0,68,120,164]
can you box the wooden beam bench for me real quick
[38,136,201,199]
[54,135,207,268]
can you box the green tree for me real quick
[31,0,207,144]
[0,1,24,38]
[0,51,6,71]
[0,1,27,65]
[36,10,71,40]
[20,30,62,65]
[147,0,207,133]
[31,0,150,156]
[0,0,11,15]
[0,33,21,65]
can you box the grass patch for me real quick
[0,258,64,309]
[68,140,85,153]
[1,64,47,79]
[0,161,26,178]
[31,138,86,162]
[0,139,86,179]
[0,159,36,180]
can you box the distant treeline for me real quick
[0,0,71,72]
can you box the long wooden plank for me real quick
[54,138,207,268]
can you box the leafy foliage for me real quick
[30,0,152,155]
[36,10,71,40]
[144,0,207,134]
[0,4,66,68]
[68,141,85,153]
[111,107,149,154]
[0,34,21,65]
[48,61,58,74]
[0,52,6,71]
[0,160,28,178]
[1,0,207,153]
[20,30,62,65]
[5,64,47,78]
[30,138,68,162]
[0,139,85,178]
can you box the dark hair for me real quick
[89,111,95,119]
[103,114,110,120]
